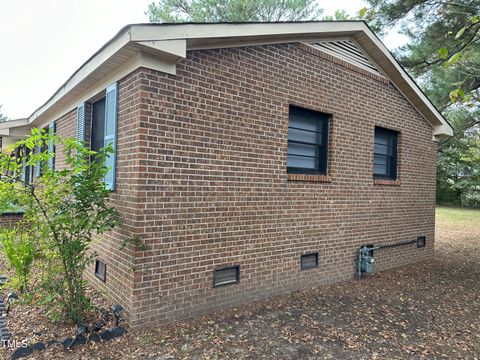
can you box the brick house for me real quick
[0,22,453,328]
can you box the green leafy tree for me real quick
[437,108,480,207]
[365,0,480,107]
[147,0,323,22]
[322,7,372,21]
[365,0,480,208]
[323,9,352,21]
[0,129,121,322]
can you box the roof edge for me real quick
[21,21,452,137]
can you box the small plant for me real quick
[0,228,36,293]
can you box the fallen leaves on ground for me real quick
[1,207,479,359]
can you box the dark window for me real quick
[301,253,319,270]
[91,98,106,155]
[95,259,107,282]
[23,147,31,185]
[373,127,398,180]
[47,122,56,170]
[287,106,329,175]
[213,266,240,287]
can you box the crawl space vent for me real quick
[301,253,319,270]
[417,236,426,248]
[95,259,106,282]
[213,266,240,287]
[308,40,383,76]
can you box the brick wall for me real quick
[49,41,437,328]
[0,214,23,229]
[128,42,437,327]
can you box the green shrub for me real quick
[0,228,35,293]
[0,129,121,323]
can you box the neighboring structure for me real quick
[0,22,453,328]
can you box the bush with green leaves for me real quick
[0,129,120,322]
[0,228,36,293]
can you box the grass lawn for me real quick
[2,206,480,359]
[436,206,480,226]
[436,206,480,261]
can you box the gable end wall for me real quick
[128,42,437,327]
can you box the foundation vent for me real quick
[301,253,319,270]
[417,236,426,248]
[213,266,240,287]
[95,259,107,282]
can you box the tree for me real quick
[365,0,480,208]
[323,9,352,21]
[366,0,480,108]
[0,129,121,322]
[147,0,323,23]
[0,105,9,123]
[437,108,480,207]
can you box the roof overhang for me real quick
[0,118,30,137]
[16,21,453,139]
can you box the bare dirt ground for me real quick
[2,206,480,359]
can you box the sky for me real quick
[0,0,407,120]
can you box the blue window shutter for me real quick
[35,144,41,177]
[76,103,86,143]
[48,122,56,170]
[104,83,118,190]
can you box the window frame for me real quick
[287,106,330,175]
[373,126,398,180]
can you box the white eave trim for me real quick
[0,118,29,130]
[23,21,453,138]
[350,29,453,137]
[128,21,366,42]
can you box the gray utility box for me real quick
[359,245,375,274]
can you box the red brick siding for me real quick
[45,41,437,328]
[0,214,24,229]
[129,42,437,327]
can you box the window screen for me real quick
[287,106,329,174]
[373,127,398,180]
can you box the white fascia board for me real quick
[28,30,185,128]
[32,51,177,131]
[28,29,132,125]
[24,21,452,137]
[0,118,29,130]
[129,22,366,42]
[0,125,31,138]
